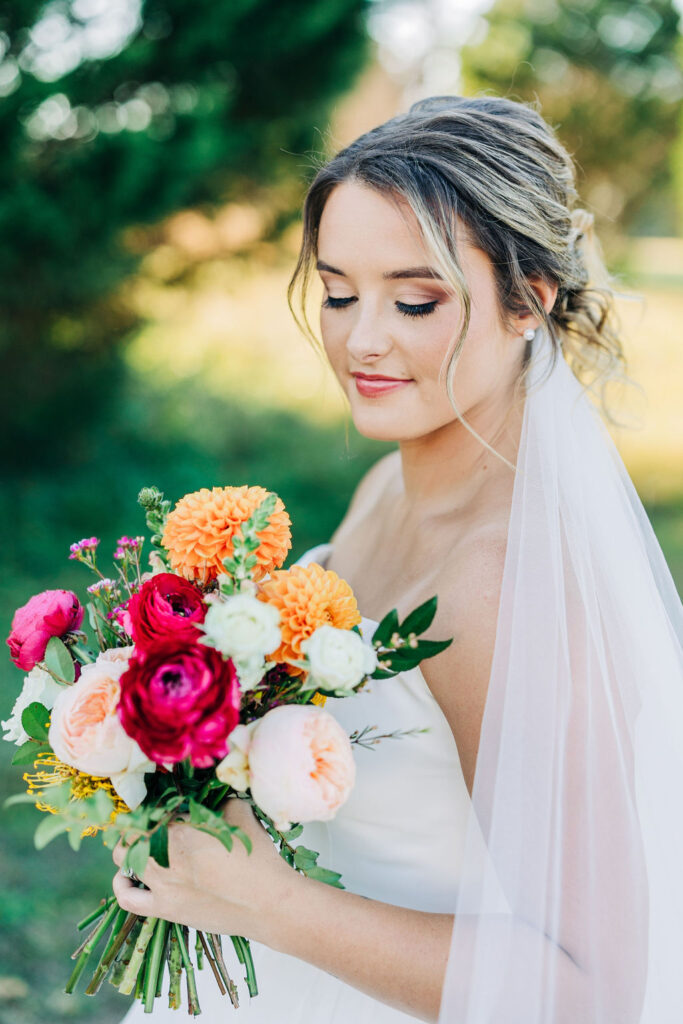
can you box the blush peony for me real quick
[247,705,356,831]
[117,640,241,768]
[48,647,154,809]
[126,573,206,649]
[7,590,84,671]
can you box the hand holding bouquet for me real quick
[3,483,451,1013]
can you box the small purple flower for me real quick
[87,578,117,595]
[114,535,143,560]
[69,537,100,560]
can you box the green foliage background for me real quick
[0,0,682,1021]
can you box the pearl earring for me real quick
[522,327,536,341]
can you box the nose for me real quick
[344,302,393,363]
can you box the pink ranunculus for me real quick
[117,640,241,768]
[7,590,84,671]
[125,573,206,650]
[248,705,356,831]
[48,648,154,809]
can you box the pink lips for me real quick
[352,373,413,398]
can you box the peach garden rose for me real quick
[48,647,155,809]
[244,704,356,831]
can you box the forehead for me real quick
[317,179,484,281]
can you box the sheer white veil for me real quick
[438,324,683,1022]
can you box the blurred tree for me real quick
[0,0,373,464]
[460,0,683,241]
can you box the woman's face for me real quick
[316,179,528,444]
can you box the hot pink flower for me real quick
[7,590,84,671]
[117,640,240,767]
[126,574,206,649]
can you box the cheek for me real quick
[319,311,346,372]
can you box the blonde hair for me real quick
[287,94,634,469]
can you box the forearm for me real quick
[258,871,453,1023]
[255,874,596,1024]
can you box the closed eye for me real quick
[322,296,439,318]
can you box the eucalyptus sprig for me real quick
[137,486,172,567]
[219,492,279,596]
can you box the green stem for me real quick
[208,933,239,1008]
[167,924,183,1009]
[155,925,170,999]
[118,916,158,996]
[231,935,258,997]
[77,895,116,931]
[143,919,170,1013]
[110,920,140,987]
[65,900,120,994]
[173,923,201,1015]
[85,911,138,995]
[194,930,204,971]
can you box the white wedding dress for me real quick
[120,541,507,1023]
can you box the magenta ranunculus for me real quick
[7,590,84,671]
[126,573,206,649]
[117,640,240,767]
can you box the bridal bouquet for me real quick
[3,483,451,1014]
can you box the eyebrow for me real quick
[316,259,444,281]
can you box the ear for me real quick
[514,274,559,334]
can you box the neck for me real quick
[397,391,525,520]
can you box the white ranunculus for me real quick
[301,625,377,695]
[200,594,281,662]
[232,655,269,692]
[215,722,258,791]
[1,666,65,745]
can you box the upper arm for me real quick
[420,528,508,799]
[424,529,649,1019]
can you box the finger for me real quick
[113,870,156,917]
[112,839,126,867]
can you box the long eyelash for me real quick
[396,300,438,318]
[322,296,439,318]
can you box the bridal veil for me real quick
[438,324,683,1022]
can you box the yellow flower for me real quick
[23,751,128,837]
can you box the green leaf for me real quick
[100,829,120,850]
[414,638,453,659]
[34,814,69,849]
[196,825,232,854]
[371,608,399,650]
[305,865,345,888]
[280,824,303,841]
[67,827,83,851]
[125,838,151,879]
[45,636,76,683]
[21,702,50,742]
[150,825,169,868]
[293,845,319,871]
[4,792,46,808]
[230,825,252,855]
[11,739,43,765]
[399,596,438,638]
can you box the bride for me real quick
[113,95,683,1023]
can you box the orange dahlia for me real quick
[258,562,361,668]
[162,485,292,586]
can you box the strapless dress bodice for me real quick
[121,542,499,1023]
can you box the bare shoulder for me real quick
[422,522,510,798]
[329,449,400,544]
